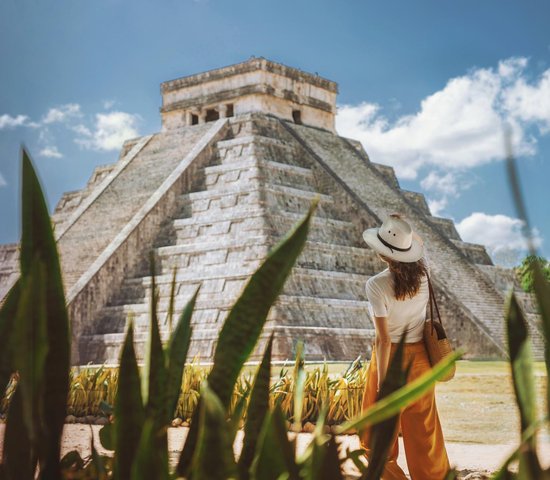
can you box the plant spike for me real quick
[506,293,543,478]
[113,322,145,480]
[292,340,306,433]
[2,387,35,480]
[0,280,20,398]
[12,260,48,457]
[250,403,300,480]
[190,382,237,480]
[18,148,70,479]
[504,131,550,415]
[238,334,274,479]
[164,287,197,424]
[166,267,177,333]
[176,201,316,476]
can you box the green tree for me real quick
[517,255,550,293]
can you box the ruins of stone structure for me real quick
[0,58,544,364]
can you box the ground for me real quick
[9,425,547,479]
[0,361,548,477]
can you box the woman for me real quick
[360,213,450,480]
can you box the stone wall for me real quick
[69,120,230,364]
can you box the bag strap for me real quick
[426,273,443,333]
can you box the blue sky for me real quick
[1,0,549,265]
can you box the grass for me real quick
[436,361,548,445]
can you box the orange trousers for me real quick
[359,341,450,480]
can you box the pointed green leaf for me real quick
[336,350,462,434]
[191,382,237,480]
[298,405,336,480]
[530,261,550,417]
[250,403,300,480]
[114,322,145,480]
[142,254,167,421]
[238,335,274,479]
[292,340,305,432]
[505,133,550,424]
[177,202,316,475]
[13,259,49,448]
[3,386,35,480]
[506,293,543,476]
[19,148,70,479]
[0,280,19,397]
[130,418,169,480]
[166,267,177,333]
[363,335,410,480]
[229,388,249,439]
[164,287,197,423]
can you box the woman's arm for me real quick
[373,315,391,392]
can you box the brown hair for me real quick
[380,255,428,300]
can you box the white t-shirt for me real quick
[365,268,429,343]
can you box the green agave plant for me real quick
[488,137,550,480]
[0,148,459,479]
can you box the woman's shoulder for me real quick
[366,269,393,291]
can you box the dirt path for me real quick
[2,424,548,478]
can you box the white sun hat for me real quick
[362,215,424,263]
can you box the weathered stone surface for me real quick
[0,59,543,364]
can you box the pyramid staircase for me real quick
[76,115,384,363]
[1,114,545,364]
[283,121,545,359]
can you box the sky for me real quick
[0,0,549,266]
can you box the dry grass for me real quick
[436,361,548,444]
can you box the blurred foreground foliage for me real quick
[0,145,546,479]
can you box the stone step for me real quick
[116,265,370,303]
[173,206,358,246]
[57,123,213,291]
[79,321,376,365]
[157,236,385,275]
[267,212,361,247]
[286,122,515,356]
[98,293,375,337]
[180,184,332,217]
[204,158,316,193]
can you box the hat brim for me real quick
[362,228,424,263]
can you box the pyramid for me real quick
[0,58,544,364]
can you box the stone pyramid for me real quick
[0,58,544,364]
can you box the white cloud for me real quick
[0,173,6,187]
[503,70,550,132]
[39,146,63,158]
[420,171,475,216]
[456,212,543,266]
[426,198,448,217]
[76,111,140,151]
[102,100,116,110]
[336,57,549,180]
[0,114,29,129]
[42,103,82,124]
[71,124,92,137]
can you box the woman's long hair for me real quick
[380,255,428,301]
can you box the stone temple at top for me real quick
[0,58,544,364]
